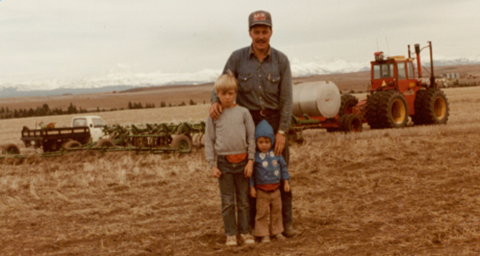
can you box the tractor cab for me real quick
[370,52,418,94]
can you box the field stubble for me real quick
[1,87,480,255]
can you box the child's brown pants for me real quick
[253,188,284,237]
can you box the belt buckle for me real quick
[260,109,267,117]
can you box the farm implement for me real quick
[1,120,205,158]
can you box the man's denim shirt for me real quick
[211,45,293,132]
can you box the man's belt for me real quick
[250,109,279,117]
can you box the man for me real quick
[209,10,300,237]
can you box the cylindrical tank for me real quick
[292,81,341,118]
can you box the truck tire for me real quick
[377,91,408,128]
[171,134,192,152]
[96,138,115,148]
[365,92,384,129]
[412,89,427,125]
[420,89,449,125]
[2,143,20,155]
[339,94,359,117]
[62,140,82,149]
[339,114,363,133]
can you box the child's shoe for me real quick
[260,236,271,243]
[240,233,255,245]
[275,233,286,241]
[226,235,237,246]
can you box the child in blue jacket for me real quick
[249,120,290,242]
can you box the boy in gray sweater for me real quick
[205,72,256,246]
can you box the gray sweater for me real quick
[205,105,256,168]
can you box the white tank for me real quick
[292,81,341,118]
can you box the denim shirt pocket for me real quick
[266,74,280,95]
[238,74,253,93]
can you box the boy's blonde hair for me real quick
[214,70,238,94]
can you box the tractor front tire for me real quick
[339,114,363,133]
[171,135,192,152]
[377,91,409,128]
[420,89,449,125]
[365,92,383,129]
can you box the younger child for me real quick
[205,72,256,246]
[250,120,291,243]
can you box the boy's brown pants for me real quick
[253,188,284,237]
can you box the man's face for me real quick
[249,25,272,52]
[217,88,236,109]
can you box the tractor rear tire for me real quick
[340,114,363,133]
[365,92,384,129]
[62,140,82,149]
[171,134,192,152]
[412,89,428,125]
[2,143,20,155]
[96,138,115,148]
[339,94,359,117]
[377,91,409,128]
[420,89,449,125]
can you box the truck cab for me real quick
[72,116,108,143]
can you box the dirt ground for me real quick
[1,79,480,255]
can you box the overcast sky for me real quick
[1,0,478,84]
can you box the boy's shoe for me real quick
[284,225,301,237]
[261,236,271,243]
[226,235,237,246]
[240,233,255,245]
[275,233,286,241]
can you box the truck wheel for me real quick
[171,134,192,152]
[377,91,408,128]
[96,138,115,148]
[339,114,363,133]
[62,140,82,149]
[412,89,427,125]
[420,89,449,125]
[365,92,383,129]
[339,94,359,117]
[2,143,20,155]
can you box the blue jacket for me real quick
[250,120,290,187]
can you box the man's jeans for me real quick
[249,111,293,229]
[217,156,251,236]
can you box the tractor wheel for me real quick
[171,134,192,152]
[2,143,20,155]
[420,89,449,125]
[339,94,359,117]
[412,89,428,125]
[339,114,363,133]
[96,138,115,148]
[62,140,82,149]
[365,92,384,129]
[377,91,409,128]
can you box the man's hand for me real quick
[250,187,257,198]
[284,180,291,192]
[209,102,223,120]
[274,132,286,156]
[211,166,222,178]
[244,160,253,178]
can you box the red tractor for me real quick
[349,41,449,129]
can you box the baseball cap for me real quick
[248,10,272,28]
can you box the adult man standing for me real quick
[209,10,300,237]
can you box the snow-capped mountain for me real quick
[1,57,479,98]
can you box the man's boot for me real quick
[283,225,301,238]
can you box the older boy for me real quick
[205,72,256,246]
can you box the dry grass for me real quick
[2,86,480,255]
